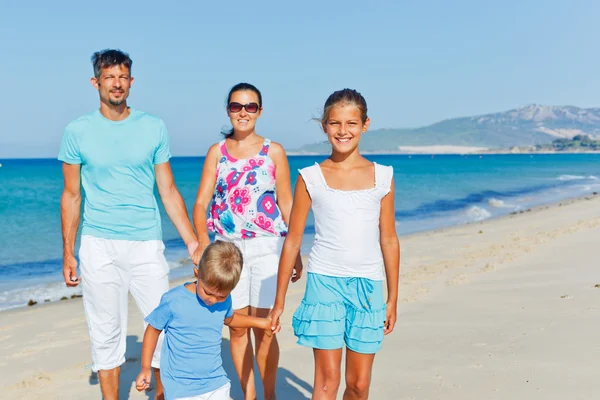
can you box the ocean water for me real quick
[1,154,600,311]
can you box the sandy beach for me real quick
[2,195,600,399]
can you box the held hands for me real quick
[384,300,397,335]
[187,241,200,264]
[268,304,284,334]
[135,368,152,392]
[263,313,281,336]
[63,254,80,287]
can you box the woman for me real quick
[192,82,302,400]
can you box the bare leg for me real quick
[229,307,257,400]
[251,307,279,400]
[153,368,165,400]
[98,367,120,400]
[312,348,343,400]
[343,349,376,400]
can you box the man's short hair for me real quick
[91,49,132,78]
[197,241,243,292]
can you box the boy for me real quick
[136,241,278,400]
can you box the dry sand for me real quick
[2,195,600,399]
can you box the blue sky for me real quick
[1,0,599,158]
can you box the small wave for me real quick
[465,206,492,221]
[557,175,595,181]
[0,281,83,312]
[488,198,505,207]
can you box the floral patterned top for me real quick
[208,138,288,240]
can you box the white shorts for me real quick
[216,235,283,310]
[176,383,231,400]
[79,235,169,372]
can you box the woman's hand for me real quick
[291,257,303,283]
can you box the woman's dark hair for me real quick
[221,83,263,138]
[318,88,368,128]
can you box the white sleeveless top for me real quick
[299,162,394,281]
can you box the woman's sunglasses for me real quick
[228,102,260,113]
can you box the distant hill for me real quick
[291,105,600,154]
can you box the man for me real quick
[59,49,198,400]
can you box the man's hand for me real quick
[63,255,80,287]
[187,241,199,262]
[135,368,152,392]
[191,242,205,266]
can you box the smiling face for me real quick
[91,64,133,107]
[196,279,230,306]
[227,90,262,135]
[323,103,370,155]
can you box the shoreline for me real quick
[8,192,598,314]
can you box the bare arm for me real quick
[270,176,312,328]
[155,162,197,248]
[380,178,400,334]
[135,325,161,391]
[224,313,276,335]
[61,163,82,287]
[270,142,303,280]
[191,144,220,264]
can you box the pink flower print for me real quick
[259,144,269,156]
[221,142,237,162]
[256,191,279,219]
[207,220,215,232]
[229,187,252,214]
[226,168,243,188]
[267,163,276,183]
[245,170,257,185]
[242,158,265,172]
[241,229,256,239]
[254,213,275,233]
[211,201,228,219]
[215,178,228,199]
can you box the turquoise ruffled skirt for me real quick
[292,273,386,354]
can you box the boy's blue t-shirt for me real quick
[58,108,171,241]
[145,283,233,399]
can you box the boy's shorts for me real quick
[216,235,283,310]
[176,382,231,400]
[292,272,387,354]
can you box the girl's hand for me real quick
[135,369,151,392]
[268,304,284,333]
[384,300,397,335]
[263,315,280,336]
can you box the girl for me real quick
[270,89,400,400]
[192,83,303,400]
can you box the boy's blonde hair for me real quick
[197,240,243,292]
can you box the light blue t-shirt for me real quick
[145,283,233,399]
[58,108,171,241]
